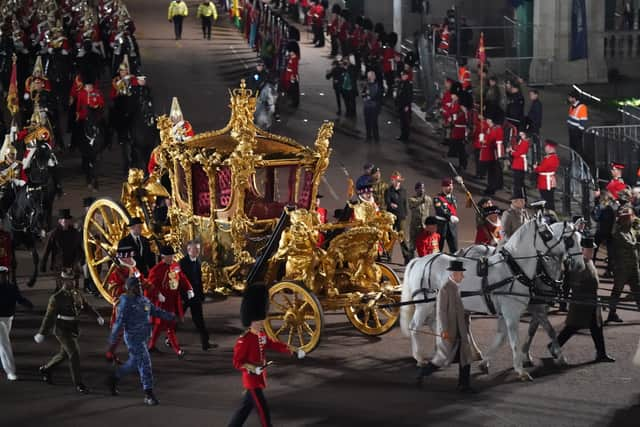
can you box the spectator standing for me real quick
[396,69,413,142]
[362,71,382,142]
[505,81,525,129]
[484,76,502,120]
[326,58,345,115]
[168,0,189,40]
[525,89,543,156]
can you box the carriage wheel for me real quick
[345,263,401,336]
[264,281,324,353]
[82,198,131,305]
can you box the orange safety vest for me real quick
[567,102,588,130]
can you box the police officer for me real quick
[168,0,189,40]
[247,60,268,93]
[396,69,413,142]
[434,178,459,253]
[107,277,175,405]
[34,270,104,393]
[196,1,218,40]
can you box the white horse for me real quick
[455,243,568,366]
[254,81,279,131]
[401,217,584,380]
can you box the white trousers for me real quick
[0,316,16,376]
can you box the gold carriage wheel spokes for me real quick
[264,281,324,354]
[83,199,131,305]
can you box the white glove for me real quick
[157,293,166,303]
[450,215,460,224]
[254,366,263,375]
[187,290,195,299]
[23,93,30,100]
[297,349,306,359]
[97,316,105,326]
[34,333,45,344]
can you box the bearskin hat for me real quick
[286,40,300,57]
[331,4,342,14]
[374,22,385,36]
[288,26,300,41]
[340,9,351,21]
[363,18,373,31]
[240,284,269,327]
[355,15,364,27]
[386,32,398,48]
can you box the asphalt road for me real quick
[2,1,640,426]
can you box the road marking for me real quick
[229,46,249,69]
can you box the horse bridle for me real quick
[534,220,582,259]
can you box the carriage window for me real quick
[245,165,298,220]
[192,163,210,216]
[176,162,188,204]
[297,168,314,209]
[216,166,232,209]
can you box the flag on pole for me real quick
[476,32,486,65]
[7,54,19,117]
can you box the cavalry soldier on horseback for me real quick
[47,24,70,56]
[168,97,194,141]
[75,74,105,190]
[24,56,51,102]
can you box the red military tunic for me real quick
[338,21,350,44]
[106,265,144,326]
[479,125,503,162]
[24,76,52,98]
[309,4,324,26]
[450,106,467,140]
[475,223,502,245]
[382,46,398,74]
[350,27,363,51]
[0,230,12,269]
[328,15,339,37]
[76,87,105,121]
[472,116,489,152]
[69,75,83,104]
[510,136,529,172]
[232,330,292,389]
[440,90,453,119]
[146,261,193,322]
[415,230,441,257]
[606,177,626,200]
[534,153,560,191]
[282,56,299,91]
[458,66,471,90]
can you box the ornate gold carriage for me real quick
[83,81,400,353]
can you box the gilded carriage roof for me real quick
[157,80,314,161]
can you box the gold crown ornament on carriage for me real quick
[82,80,402,353]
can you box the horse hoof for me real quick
[518,372,533,382]
[555,355,568,366]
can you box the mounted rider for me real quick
[24,56,51,104]
[146,97,193,175]
[19,103,58,186]
[47,23,71,56]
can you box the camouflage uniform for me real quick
[609,223,640,315]
[372,179,388,210]
[408,195,433,250]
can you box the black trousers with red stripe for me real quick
[228,388,272,427]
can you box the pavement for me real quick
[2,1,640,426]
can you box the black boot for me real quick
[595,353,616,363]
[76,383,90,394]
[606,312,623,323]
[107,374,119,396]
[416,362,439,387]
[144,389,159,406]
[39,366,52,384]
[457,364,475,393]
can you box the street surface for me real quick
[1,1,639,426]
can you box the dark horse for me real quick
[9,141,61,287]
[130,85,160,170]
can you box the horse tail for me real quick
[400,257,419,337]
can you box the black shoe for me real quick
[76,383,89,394]
[148,347,160,354]
[547,342,558,358]
[164,337,171,348]
[456,385,476,394]
[606,313,623,323]
[144,390,159,406]
[558,303,568,312]
[595,353,616,363]
[106,375,119,396]
[39,366,52,384]
[178,349,186,359]
[202,341,218,351]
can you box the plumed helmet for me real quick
[169,97,184,123]
[240,284,269,327]
[32,56,44,77]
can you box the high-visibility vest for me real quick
[567,102,588,131]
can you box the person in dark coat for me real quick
[505,81,525,129]
[0,266,33,381]
[384,171,411,263]
[178,240,216,350]
[396,69,413,142]
[41,209,83,288]
[325,58,345,115]
[362,70,382,141]
[555,237,615,363]
[118,217,156,276]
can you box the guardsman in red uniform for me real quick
[110,55,144,100]
[438,24,450,55]
[308,1,325,47]
[75,80,105,121]
[509,131,530,197]
[606,162,626,200]
[282,45,300,108]
[480,115,503,195]
[382,32,399,94]
[24,56,52,101]
[47,25,71,56]
[105,245,145,363]
[474,206,503,246]
[415,216,441,257]
[328,4,341,56]
[534,140,560,211]
[146,246,194,357]
[449,91,468,171]
[472,113,489,179]
[228,285,305,427]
